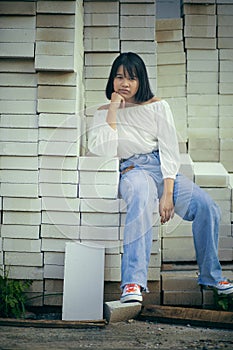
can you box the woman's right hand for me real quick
[110,92,125,110]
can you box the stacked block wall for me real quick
[0,0,232,309]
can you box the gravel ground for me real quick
[0,320,232,350]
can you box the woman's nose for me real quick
[122,78,129,86]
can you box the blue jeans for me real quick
[119,151,223,291]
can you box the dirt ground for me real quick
[0,320,232,350]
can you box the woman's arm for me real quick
[106,92,125,130]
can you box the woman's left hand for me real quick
[159,193,174,224]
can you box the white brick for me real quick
[218,15,233,26]
[39,155,78,170]
[80,226,119,241]
[37,99,76,113]
[85,1,118,13]
[0,29,35,43]
[41,224,79,240]
[187,49,218,60]
[78,157,119,171]
[104,267,121,281]
[188,105,218,117]
[0,16,36,29]
[0,1,36,15]
[39,183,77,198]
[1,225,39,239]
[121,40,156,53]
[38,140,77,156]
[37,14,75,28]
[220,61,233,72]
[5,252,43,267]
[157,52,185,65]
[39,113,78,128]
[3,238,41,252]
[36,41,74,56]
[7,266,43,280]
[41,238,75,252]
[39,128,77,143]
[3,198,41,212]
[121,27,154,41]
[0,100,36,114]
[157,74,186,87]
[105,254,121,268]
[0,73,37,87]
[188,117,218,129]
[0,87,37,100]
[218,4,233,15]
[187,82,218,94]
[81,212,120,227]
[147,267,160,281]
[162,237,196,262]
[183,4,216,15]
[0,115,38,128]
[194,162,229,187]
[0,59,35,73]
[1,170,38,184]
[187,71,218,83]
[156,19,183,31]
[187,59,218,71]
[0,156,38,170]
[188,94,219,105]
[42,211,80,225]
[37,1,76,14]
[79,184,119,199]
[80,198,119,213]
[0,43,34,58]
[44,252,65,266]
[121,15,154,28]
[121,3,155,16]
[44,264,64,279]
[184,25,216,38]
[42,197,79,211]
[157,30,183,43]
[218,38,233,49]
[3,211,41,225]
[84,38,119,52]
[39,169,78,184]
[1,183,38,198]
[190,149,219,162]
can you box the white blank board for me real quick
[62,241,105,321]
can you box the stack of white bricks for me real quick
[184,1,219,162]
[0,1,43,303]
[218,1,233,173]
[156,18,187,150]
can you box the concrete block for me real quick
[1,170,38,184]
[121,27,154,41]
[218,15,233,26]
[42,210,80,226]
[185,14,216,26]
[163,291,202,306]
[37,1,76,14]
[220,61,233,72]
[156,19,183,31]
[44,252,64,266]
[0,1,36,15]
[157,41,184,53]
[0,43,34,58]
[0,16,36,29]
[78,156,119,171]
[42,197,79,211]
[218,38,233,49]
[0,87,37,101]
[157,52,185,65]
[39,155,78,170]
[218,4,233,15]
[79,171,119,185]
[36,41,74,56]
[80,226,119,241]
[38,140,77,156]
[37,14,75,28]
[187,59,218,71]
[38,72,77,86]
[84,38,119,52]
[0,29,35,43]
[3,211,41,226]
[39,183,77,198]
[85,13,118,26]
[0,73,37,87]
[1,183,38,198]
[0,100,36,114]
[0,59,34,73]
[121,40,156,53]
[187,49,218,60]
[187,71,218,83]
[39,113,78,128]
[6,266,43,280]
[183,4,216,15]
[41,224,79,240]
[3,198,41,212]
[156,30,183,43]
[85,1,118,14]
[162,237,196,262]
[39,169,78,184]
[44,264,64,279]
[188,117,218,128]
[121,3,155,16]
[121,15,154,28]
[81,212,119,227]
[1,225,39,239]
[35,55,74,72]
[0,114,38,128]
[41,238,69,252]
[5,252,43,267]
[184,25,216,38]
[0,156,38,170]
[105,267,121,281]
[3,238,41,252]
[80,198,119,213]
[194,162,229,187]
[104,300,141,323]
[185,37,216,49]
[187,82,218,94]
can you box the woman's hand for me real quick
[110,92,125,110]
[106,92,125,130]
[159,178,175,224]
[159,193,174,224]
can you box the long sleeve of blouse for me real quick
[88,100,180,179]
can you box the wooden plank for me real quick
[0,318,106,328]
[140,305,233,329]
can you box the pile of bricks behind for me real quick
[0,0,232,311]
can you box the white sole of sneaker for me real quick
[217,289,233,295]
[120,294,143,303]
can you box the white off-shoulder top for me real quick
[88,100,180,179]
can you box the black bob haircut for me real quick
[105,52,154,103]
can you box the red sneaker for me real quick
[120,283,142,303]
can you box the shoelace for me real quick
[218,281,230,286]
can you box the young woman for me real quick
[88,52,233,303]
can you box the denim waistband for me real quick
[121,150,159,163]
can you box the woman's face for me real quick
[113,65,139,104]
